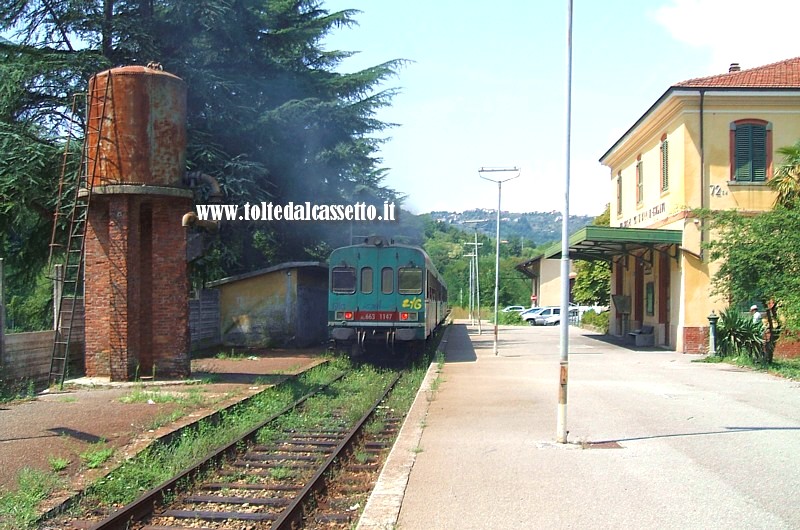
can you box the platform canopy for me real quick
[516,226,683,278]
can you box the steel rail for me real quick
[271,372,402,529]
[88,371,347,530]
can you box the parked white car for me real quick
[532,306,563,326]
[502,305,527,313]
[521,307,546,325]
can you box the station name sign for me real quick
[620,202,666,228]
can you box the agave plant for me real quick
[715,308,765,361]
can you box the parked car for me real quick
[532,306,562,326]
[521,307,546,325]
[502,305,526,313]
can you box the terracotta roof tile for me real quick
[675,57,800,88]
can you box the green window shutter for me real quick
[751,126,767,182]
[735,125,752,181]
[734,124,767,182]
[661,140,669,190]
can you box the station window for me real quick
[361,267,373,294]
[635,155,643,205]
[616,171,623,216]
[660,135,669,191]
[331,267,356,294]
[731,119,771,182]
[398,267,423,295]
[381,267,394,294]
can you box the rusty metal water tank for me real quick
[87,65,187,187]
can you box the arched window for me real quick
[730,119,772,182]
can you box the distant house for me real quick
[515,254,575,308]
[207,262,328,348]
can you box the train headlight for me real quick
[400,312,418,321]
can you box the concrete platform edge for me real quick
[356,331,449,529]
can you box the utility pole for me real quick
[479,167,520,355]
[464,220,486,335]
[557,0,574,444]
[466,253,474,324]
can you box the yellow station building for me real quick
[521,57,800,353]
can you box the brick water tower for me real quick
[83,65,192,381]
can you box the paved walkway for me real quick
[359,321,800,529]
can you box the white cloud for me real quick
[653,0,800,72]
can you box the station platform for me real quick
[357,321,800,529]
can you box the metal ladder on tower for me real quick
[47,76,112,389]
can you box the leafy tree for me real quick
[1,1,403,328]
[703,207,800,363]
[572,204,611,305]
[768,139,800,209]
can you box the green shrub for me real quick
[497,311,523,325]
[716,308,765,361]
[580,310,609,333]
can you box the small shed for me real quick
[207,261,328,348]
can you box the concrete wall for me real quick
[1,331,84,388]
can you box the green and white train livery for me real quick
[328,236,447,352]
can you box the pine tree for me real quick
[1,0,402,276]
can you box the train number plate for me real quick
[355,311,398,321]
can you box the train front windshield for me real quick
[398,267,423,295]
[332,267,356,293]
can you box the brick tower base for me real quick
[84,186,193,381]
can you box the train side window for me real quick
[332,267,356,294]
[381,267,394,294]
[398,267,423,295]
[361,267,373,294]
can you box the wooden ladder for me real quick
[47,75,112,389]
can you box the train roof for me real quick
[330,236,444,284]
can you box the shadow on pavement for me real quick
[442,324,478,363]
[47,427,104,444]
[595,425,800,444]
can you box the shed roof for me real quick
[206,261,327,288]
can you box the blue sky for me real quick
[322,0,800,216]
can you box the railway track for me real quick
[82,370,403,530]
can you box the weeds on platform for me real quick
[0,468,60,530]
[118,386,206,406]
[0,378,35,404]
[698,354,800,380]
[80,443,114,469]
[47,456,70,473]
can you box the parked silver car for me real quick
[521,307,546,325]
[532,306,562,326]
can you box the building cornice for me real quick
[600,87,800,168]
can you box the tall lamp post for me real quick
[479,167,520,355]
[557,0,574,444]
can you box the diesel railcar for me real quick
[328,236,447,352]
